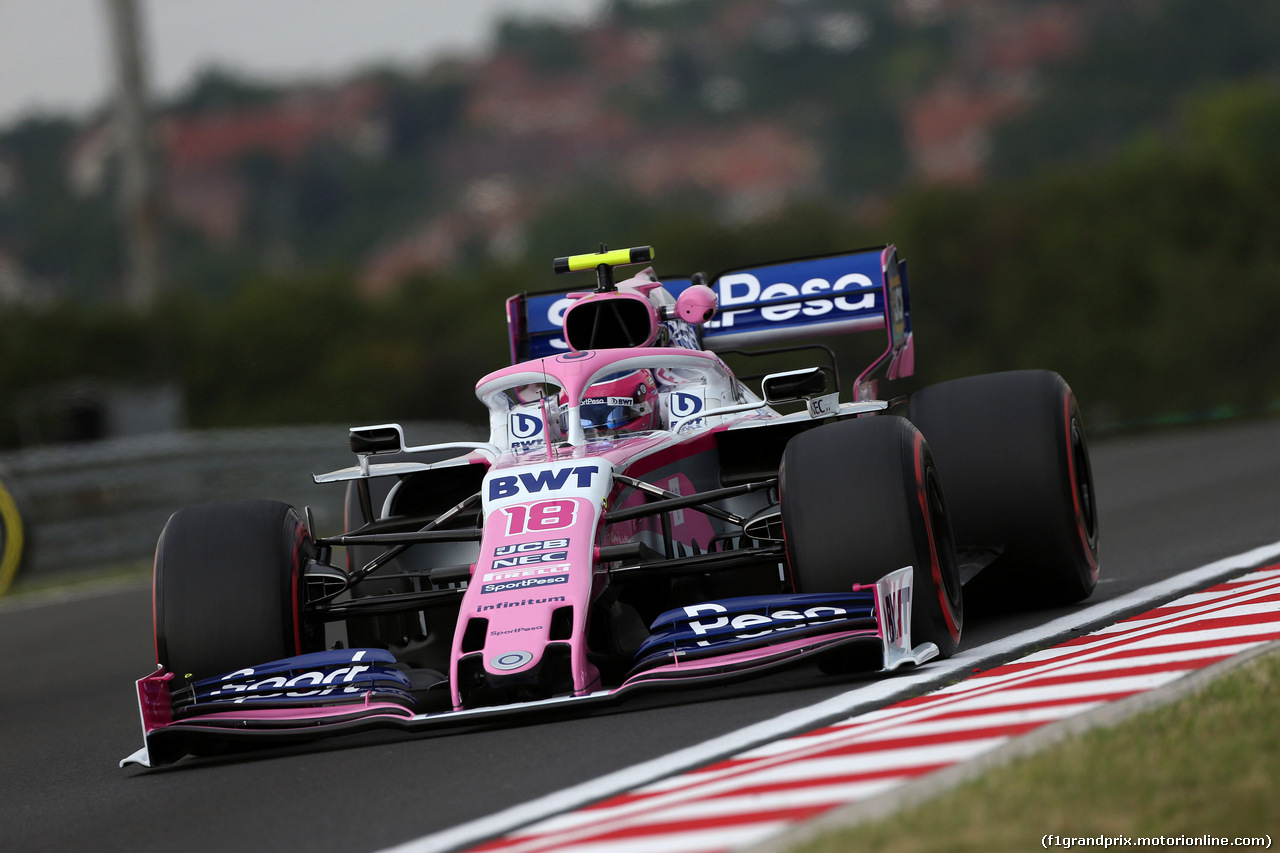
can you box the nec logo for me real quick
[510,413,543,440]
[488,465,600,501]
[491,550,568,569]
[806,393,840,419]
[670,392,703,418]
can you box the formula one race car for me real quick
[123,244,1099,768]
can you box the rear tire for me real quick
[780,416,964,660]
[908,370,1099,608]
[154,500,316,684]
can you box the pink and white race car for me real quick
[123,244,1099,768]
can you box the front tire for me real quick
[780,416,964,659]
[154,500,316,684]
[908,370,1100,607]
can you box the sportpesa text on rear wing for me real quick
[506,245,914,391]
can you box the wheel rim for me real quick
[1070,417,1098,549]
[925,464,964,615]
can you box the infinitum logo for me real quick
[477,595,567,613]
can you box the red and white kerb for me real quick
[468,564,1280,853]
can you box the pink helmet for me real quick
[569,369,658,439]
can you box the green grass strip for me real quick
[2,559,151,601]
[790,649,1280,852]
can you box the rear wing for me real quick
[506,245,913,390]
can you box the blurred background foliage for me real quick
[0,0,1277,447]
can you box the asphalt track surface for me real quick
[1,417,1277,853]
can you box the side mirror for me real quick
[761,368,828,403]
[349,423,406,455]
[673,284,718,325]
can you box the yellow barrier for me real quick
[0,476,23,595]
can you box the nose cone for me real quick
[452,460,613,709]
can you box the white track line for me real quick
[378,538,1280,853]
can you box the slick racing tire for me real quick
[0,472,25,596]
[154,500,318,685]
[781,415,964,661]
[908,370,1099,608]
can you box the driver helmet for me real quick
[571,369,658,439]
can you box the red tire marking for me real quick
[151,547,160,666]
[914,430,960,642]
[1063,391,1099,581]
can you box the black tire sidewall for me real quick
[781,416,963,657]
[908,370,1099,606]
[906,435,965,655]
[154,500,312,683]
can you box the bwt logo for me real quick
[881,586,910,645]
[488,465,600,501]
[510,413,543,440]
[670,392,703,418]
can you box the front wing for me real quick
[122,567,936,768]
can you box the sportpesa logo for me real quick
[681,601,850,647]
[481,575,569,594]
[710,273,877,327]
